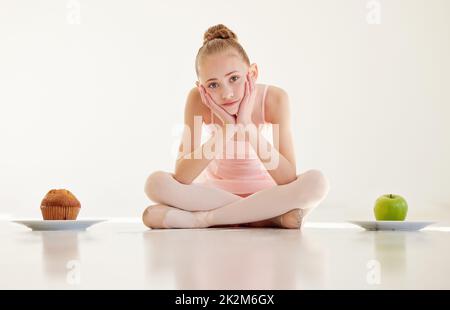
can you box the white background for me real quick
[1,0,449,222]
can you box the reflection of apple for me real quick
[374,194,408,221]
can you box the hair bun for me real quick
[203,24,237,45]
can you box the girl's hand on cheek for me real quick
[236,72,256,126]
[198,85,236,126]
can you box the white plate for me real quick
[350,220,436,231]
[11,219,107,231]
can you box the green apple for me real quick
[373,194,408,221]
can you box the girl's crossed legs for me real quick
[142,169,330,229]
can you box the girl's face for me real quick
[197,51,258,116]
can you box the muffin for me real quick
[40,189,81,220]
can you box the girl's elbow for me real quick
[172,172,193,185]
[275,172,298,185]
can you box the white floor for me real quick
[1,219,449,289]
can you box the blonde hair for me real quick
[195,24,250,77]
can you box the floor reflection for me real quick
[373,231,407,284]
[142,228,326,289]
[39,231,80,285]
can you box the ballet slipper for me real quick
[142,204,172,229]
[275,208,311,229]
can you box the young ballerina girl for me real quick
[142,24,330,229]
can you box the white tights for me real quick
[143,169,330,228]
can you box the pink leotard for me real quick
[195,84,277,196]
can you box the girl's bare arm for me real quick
[248,87,297,185]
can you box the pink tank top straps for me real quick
[195,84,277,196]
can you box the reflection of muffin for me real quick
[40,189,81,220]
